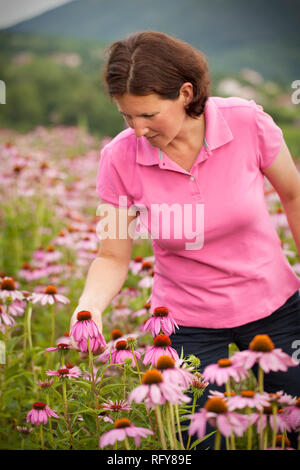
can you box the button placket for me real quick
[158,149,190,175]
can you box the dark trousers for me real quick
[169,290,300,449]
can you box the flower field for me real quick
[0,125,300,451]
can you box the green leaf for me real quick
[82,413,97,433]
[99,383,125,397]
[189,431,215,450]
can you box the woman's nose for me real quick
[132,119,149,138]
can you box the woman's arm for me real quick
[69,205,137,345]
[262,139,300,255]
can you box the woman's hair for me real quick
[103,31,210,118]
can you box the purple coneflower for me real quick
[285,397,300,430]
[100,400,131,413]
[143,306,179,337]
[110,340,141,367]
[65,362,81,376]
[251,405,293,434]
[143,334,179,366]
[132,300,151,319]
[35,245,63,263]
[46,367,80,379]
[99,418,153,449]
[129,368,190,407]
[17,426,34,435]
[129,256,154,275]
[188,397,250,442]
[26,402,59,425]
[129,256,144,275]
[36,378,54,388]
[267,434,294,450]
[226,390,270,411]
[202,358,249,386]
[156,355,194,390]
[138,276,153,289]
[55,331,71,345]
[232,334,298,373]
[21,291,34,303]
[268,391,297,407]
[0,277,23,302]
[45,343,71,352]
[0,304,16,327]
[111,304,132,321]
[8,299,25,317]
[191,372,209,392]
[95,328,123,363]
[51,230,73,247]
[70,310,106,353]
[31,285,70,306]
[19,262,40,282]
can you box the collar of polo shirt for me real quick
[136,97,234,166]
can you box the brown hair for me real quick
[103,31,210,118]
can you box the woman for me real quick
[70,31,300,446]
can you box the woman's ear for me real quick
[179,82,194,106]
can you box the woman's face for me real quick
[114,87,191,149]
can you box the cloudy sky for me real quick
[0,0,73,28]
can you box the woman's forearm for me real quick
[78,255,129,314]
[282,194,300,257]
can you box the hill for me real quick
[2,0,300,81]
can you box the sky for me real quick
[0,0,73,28]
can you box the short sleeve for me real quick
[96,145,134,209]
[252,101,284,170]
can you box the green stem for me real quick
[23,303,28,361]
[169,403,178,450]
[27,302,33,349]
[174,404,185,450]
[214,429,221,450]
[62,380,74,449]
[166,404,175,450]
[40,424,45,450]
[263,425,269,450]
[123,366,126,400]
[60,350,65,368]
[49,304,55,348]
[246,407,253,450]
[258,365,264,394]
[225,381,235,450]
[258,410,264,450]
[124,436,131,450]
[155,404,167,450]
[281,430,286,449]
[186,392,198,450]
[272,404,278,449]
[130,345,142,385]
[88,338,99,433]
[46,394,55,450]
[24,301,38,392]
[258,365,265,450]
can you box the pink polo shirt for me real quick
[96,96,300,328]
